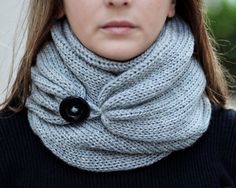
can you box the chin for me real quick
[93,40,145,61]
[100,49,143,62]
[105,54,136,62]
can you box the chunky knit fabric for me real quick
[25,16,212,172]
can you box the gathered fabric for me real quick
[26,16,212,172]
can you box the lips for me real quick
[101,20,137,35]
[102,21,136,28]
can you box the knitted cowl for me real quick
[25,16,212,172]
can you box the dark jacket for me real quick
[0,104,236,188]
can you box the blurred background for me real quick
[206,0,236,107]
[0,0,235,108]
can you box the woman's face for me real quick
[62,0,176,61]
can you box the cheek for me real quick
[64,1,95,28]
[142,2,170,37]
[65,9,94,40]
[142,14,164,41]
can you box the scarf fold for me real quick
[26,16,212,172]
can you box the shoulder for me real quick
[0,107,29,143]
[208,103,236,162]
[209,103,236,137]
[0,107,35,167]
[0,107,28,128]
[210,103,236,129]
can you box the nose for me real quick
[105,0,132,7]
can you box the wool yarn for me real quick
[26,16,212,172]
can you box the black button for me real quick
[59,96,90,123]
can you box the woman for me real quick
[0,0,235,187]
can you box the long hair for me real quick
[0,0,231,112]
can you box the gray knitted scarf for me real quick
[26,16,212,172]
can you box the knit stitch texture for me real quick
[25,16,212,172]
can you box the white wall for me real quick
[0,0,26,103]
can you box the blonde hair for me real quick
[0,0,232,112]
